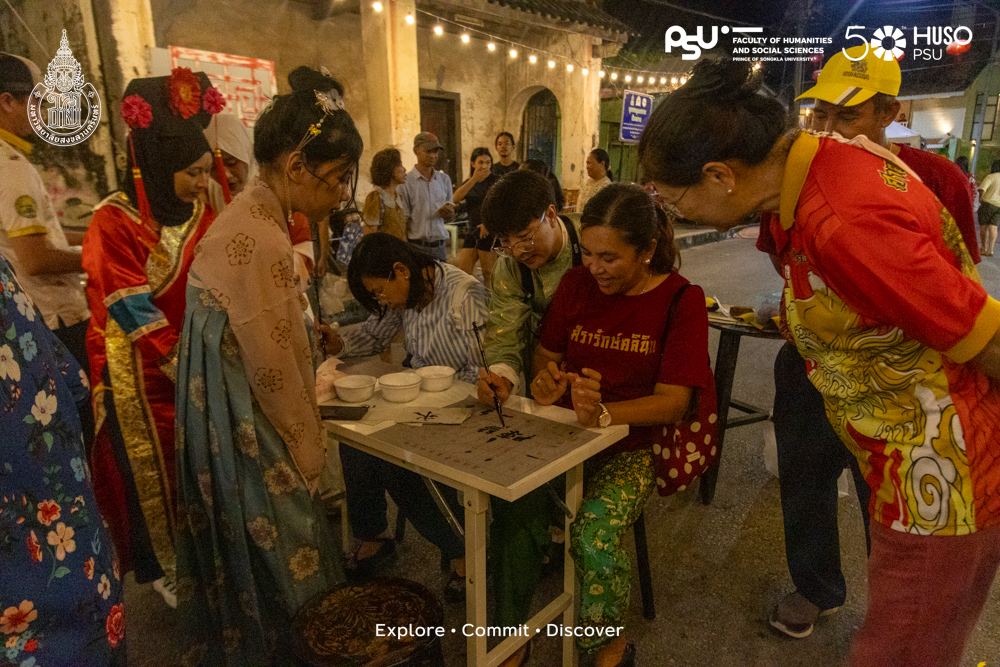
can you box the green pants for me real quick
[490,450,654,652]
[571,450,655,652]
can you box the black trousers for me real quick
[339,443,464,561]
[773,343,871,611]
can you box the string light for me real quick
[660,77,666,84]
[582,68,588,75]
[434,25,443,35]
[548,60,555,68]
[405,13,414,24]
[529,54,537,64]
[610,72,618,80]
[625,75,632,82]
[372,1,382,11]
[461,33,470,43]
[487,42,496,51]
[509,48,517,58]
[680,76,687,84]
[637,75,643,83]
[566,63,574,72]
[671,77,678,84]
[599,70,605,78]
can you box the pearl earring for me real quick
[645,258,651,264]
[727,189,733,194]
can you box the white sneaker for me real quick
[153,576,177,609]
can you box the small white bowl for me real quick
[415,365,456,392]
[333,375,376,403]
[379,372,422,403]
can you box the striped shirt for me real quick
[338,262,489,383]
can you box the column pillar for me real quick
[360,0,422,168]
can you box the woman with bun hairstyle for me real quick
[639,60,1000,666]
[174,66,362,665]
[529,183,712,667]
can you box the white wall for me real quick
[909,95,966,139]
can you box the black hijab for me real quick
[121,72,212,227]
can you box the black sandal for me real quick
[344,538,396,581]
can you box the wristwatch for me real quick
[597,403,612,428]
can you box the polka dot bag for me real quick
[651,284,719,496]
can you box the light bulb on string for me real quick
[680,76,687,84]
[529,54,537,64]
[372,1,382,11]
[582,68,589,75]
[660,77,666,84]
[610,72,618,80]
[548,60,556,68]
[461,33,470,43]
[625,75,632,82]
[405,13,414,24]
[434,25,443,35]
[509,48,517,58]
[599,70,605,78]
[637,75,644,83]
[487,42,496,51]
[566,63,574,72]
[671,77,677,84]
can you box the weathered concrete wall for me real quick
[416,27,601,189]
[155,0,374,189]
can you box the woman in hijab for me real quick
[82,68,219,608]
[204,111,257,213]
[174,66,361,665]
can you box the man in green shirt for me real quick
[477,169,581,404]
[477,169,581,667]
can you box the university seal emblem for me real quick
[28,30,102,146]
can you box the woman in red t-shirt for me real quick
[532,183,711,667]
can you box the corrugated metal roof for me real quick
[486,0,631,36]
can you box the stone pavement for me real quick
[125,237,1000,666]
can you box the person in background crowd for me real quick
[327,233,487,600]
[204,112,256,214]
[362,146,408,241]
[399,132,454,261]
[639,57,1000,667]
[531,184,711,667]
[577,148,613,212]
[520,158,566,211]
[454,147,500,285]
[83,69,217,609]
[954,155,979,221]
[979,159,1000,257]
[0,253,125,667]
[475,168,583,667]
[174,66,358,666]
[0,53,91,374]
[757,45,979,640]
[493,131,520,177]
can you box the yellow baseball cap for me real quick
[796,44,901,106]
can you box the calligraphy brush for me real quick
[472,323,505,427]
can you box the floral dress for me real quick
[0,254,125,667]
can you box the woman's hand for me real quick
[478,224,488,239]
[531,361,568,406]
[569,368,603,428]
[473,164,491,183]
[316,323,344,356]
[477,369,512,406]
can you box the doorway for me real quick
[519,88,561,175]
[419,90,462,185]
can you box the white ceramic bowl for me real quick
[415,365,456,392]
[379,372,423,403]
[333,375,376,403]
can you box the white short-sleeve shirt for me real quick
[0,132,89,329]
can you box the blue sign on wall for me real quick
[620,90,654,144]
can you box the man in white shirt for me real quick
[399,132,454,261]
[0,54,90,372]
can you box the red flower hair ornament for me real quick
[168,67,202,119]
[121,95,152,129]
[202,86,226,115]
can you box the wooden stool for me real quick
[293,577,445,667]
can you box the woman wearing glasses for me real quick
[173,66,360,664]
[324,232,488,597]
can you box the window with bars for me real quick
[972,92,998,142]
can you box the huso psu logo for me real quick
[842,25,972,62]
[665,25,764,60]
[28,30,102,146]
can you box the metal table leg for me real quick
[699,329,741,505]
